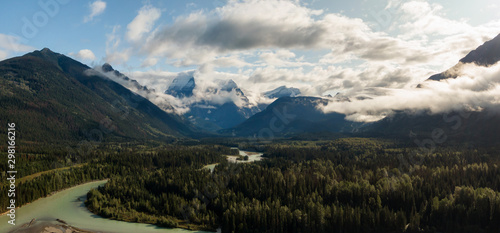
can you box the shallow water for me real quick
[202,149,264,171]
[0,180,209,233]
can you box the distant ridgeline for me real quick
[0,48,199,143]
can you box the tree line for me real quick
[86,138,500,232]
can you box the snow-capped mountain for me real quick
[163,77,262,131]
[264,85,301,99]
[218,79,238,92]
[165,76,196,97]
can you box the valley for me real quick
[1,3,500,232]
[3,139,500,233]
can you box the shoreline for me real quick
[85,203,217,232]
[3,179,214,233]
[0,179,109,217]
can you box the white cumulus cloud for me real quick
[84,0,106,23]
[0,34,35,60]
[70,49,96,61]
[127,5,161,42]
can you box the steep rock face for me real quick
[181,78,261,131]
[0,48,197,142]
[460,33,500,66]
[165,76,195,98]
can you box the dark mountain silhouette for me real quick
[370,34,500,144]
[428,33,500,81]
[223,97,360,137]
[0,48,197,142]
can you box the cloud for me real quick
[381,0,500,66]
[0,50,7,60]
[89,66,191,114]
[124,68,265,113]
[70,49,96,61]
[94,0,500,118]
[105,26,131,64]
[141,57,158,67]
[397,1,471,38]
[140,1,336,64]
[0,34,34,52]
[127,5,161,42]
[258,49,313,67]
[84,0,106,23]
[0,34,35,60]
[108,0,500,70]
[322,63,500,122]
[134,0,500,70]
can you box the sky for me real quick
[2,0,500,120]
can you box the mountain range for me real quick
[428,33,500,81]
[164,76,196,98]
[368,33,500,144]
[0,48,198,143]
[1,33,500,144]
[263,86,301,99]
[163,75,262,131]
[222,96,361,137]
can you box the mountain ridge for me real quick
[223,96,359,137]
[428,33,500,81]
[0,48,199,142]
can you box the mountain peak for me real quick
[216,79,239,92]
[22,48,72,71]
[1,49,198,141]
[264,85,301,99]
[40,47,52,53]
[165,76,196,98]
[102,63,115,72]
[459,33,500,66]
[27,47,60,58]
[426,33,500,82]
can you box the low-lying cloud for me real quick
[92,0,500,121]
[322,63,500,122]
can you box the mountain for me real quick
[218,79,238,92]
[363,109,500,144]
[165,75,195,98]
[264,85,301,99]
[160,76,262,131]
[0,48,197,143]
[98,63,176,113]
[459,34,500,66]
[101,63,154,93]
[223,97,359,137]
[368,34,500,144]
[184,79,261,131]
[428,33,500,81]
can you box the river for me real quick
[203,148,264,172]
[0,149,261,233]
[0,180,210,233]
